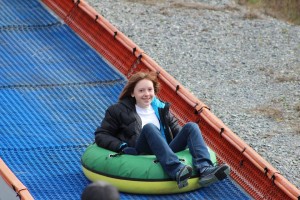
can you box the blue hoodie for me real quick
[151,96,167,140]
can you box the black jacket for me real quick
[94,97,181,152]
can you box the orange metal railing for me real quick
[0,158,34,200]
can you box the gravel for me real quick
[85,0,300,189]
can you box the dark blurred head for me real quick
[81,181,119,200]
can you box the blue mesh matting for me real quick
[0,0,251,199]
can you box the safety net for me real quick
[0,0,299,200]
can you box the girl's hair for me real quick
[119,71,160,100]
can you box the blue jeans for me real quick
[135,122,212,179]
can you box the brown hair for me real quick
[119,71,160,100]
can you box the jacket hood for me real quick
[119,97,136,110]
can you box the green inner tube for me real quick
[81,143,217,181]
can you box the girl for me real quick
[95,71,230,189]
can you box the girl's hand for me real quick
[122,147,138,155]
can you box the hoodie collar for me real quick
[151,96,165,109]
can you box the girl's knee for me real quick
[142,123,161,136]
[184,122,202,135]
[185,122,199,129]
[143,123,158,129]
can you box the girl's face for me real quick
[132,79,155,108]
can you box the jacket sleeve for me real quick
[94,105,123,152]
[161,103,182,143]
[168,111,182,137]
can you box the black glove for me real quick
[122,147,138,155]
[118,142,128,152]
